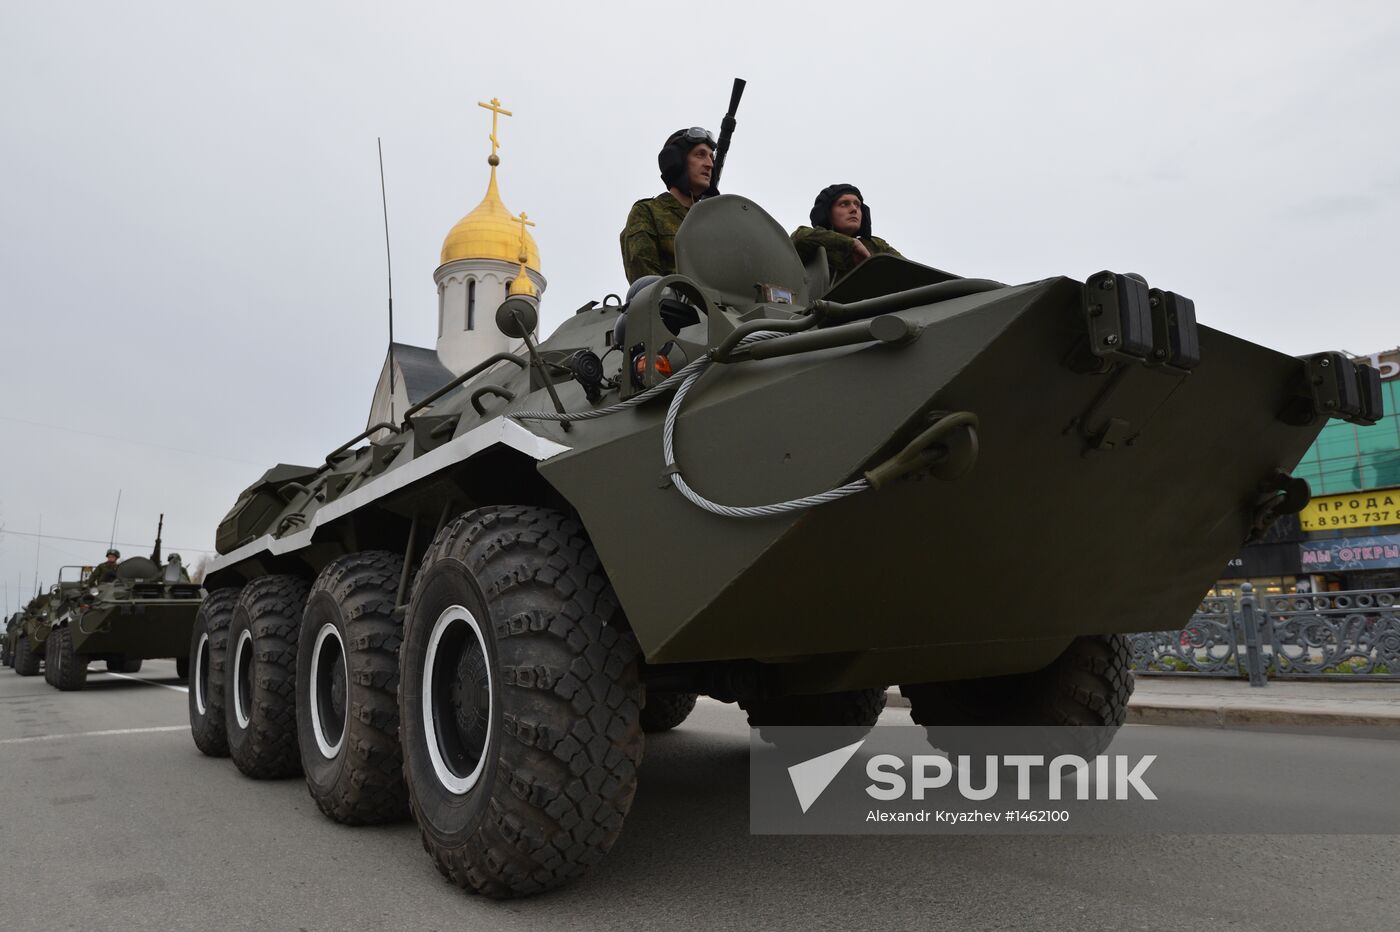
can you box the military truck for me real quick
[12,593,53,677]
[46,523,204,691]
[189,194,1382,897]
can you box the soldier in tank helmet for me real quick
[619,127,717,284]
[86,548,120,586]
[790,183,902,284]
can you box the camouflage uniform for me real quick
[86,561,118,587]
[792,182,903,286]
[790,227,903,283]
[620,192,690,284]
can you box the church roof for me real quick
[388,343,455,403]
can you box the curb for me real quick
[887,690,1400,727]
[1125,703,1400,727]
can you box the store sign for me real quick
[1299,534,1400,571]
[1298,488,1400,531]
[1221,541,1302,577]
[1357,347,1399,381]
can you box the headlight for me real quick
[89,587,100,597]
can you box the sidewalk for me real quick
[1125,675,1400,727]
[889,677,1400,727]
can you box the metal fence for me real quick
[1129,585,1400,685]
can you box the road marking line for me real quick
[0,725,187,746]
[97,671,189,694]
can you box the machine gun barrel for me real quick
[150,513,163,564]
[705,77,745,198]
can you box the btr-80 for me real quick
[188,195,1382,897]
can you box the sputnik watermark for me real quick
[865,752,1157,802]
[786,739,1155,813]
[752,724,1400,835]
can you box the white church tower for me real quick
[434,97,546,375]
[366,98,545,435]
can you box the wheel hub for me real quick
[423,604,493,795]
[194,632,210,716]
[309,622,348,758]
[233,628,254,729]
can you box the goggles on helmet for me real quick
[673,127,717,149]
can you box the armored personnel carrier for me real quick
[45,521,204,691]
[12,593,53,677]
[191,195,1383,897]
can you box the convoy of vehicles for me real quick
[6,122,1384,901]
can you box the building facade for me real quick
[1217,345,1400,594]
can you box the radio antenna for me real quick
[32,514,42,596]
[378,137,396,423]
[108,488,122,550]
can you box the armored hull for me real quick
[69,597,204,660]
[540,276,1322,685]
[193,194,1383,897]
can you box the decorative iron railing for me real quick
[1129,585,1400,684]
[1128,596,1241,678]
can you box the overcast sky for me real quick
[2,0,1398,611]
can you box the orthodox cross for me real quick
[513,211,536,262]
[477,97,512,163]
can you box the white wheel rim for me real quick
[309,622,347,759]
[233,628,254,729]
[422,604,493,795]
[194,631,209,716]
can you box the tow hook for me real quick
[865,411,980,489]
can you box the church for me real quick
[365,99,546,435]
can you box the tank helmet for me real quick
[106,548,120,559]
[658,126,717,190]
[810,183,873,239]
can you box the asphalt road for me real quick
[3,662,1398,931]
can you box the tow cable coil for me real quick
[511,331,970,519]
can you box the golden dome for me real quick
[440,166,542,270]
[508,269,536,297]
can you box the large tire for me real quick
[640,689,698,733]
[14,635,40,677]
[107,658,143,674]
[44,633,58,686]
[188,588,240,758]
[742,688,887,746]
[49,626,88,691]
[226,575,308,779]
[296,550,408,825]
[399,507,644,898]
[902,634,1134,760]
[1,636,11,667]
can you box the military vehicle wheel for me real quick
[902,634,1133,760]
[188,588,240,758]
[176,654,190,681]
[49,626,88,691]
[296,550,407,825]
[44,635,58,686]
[399,506,644,898]
[226,575,308,779]
[742,688,887,745]
[106,658,143,674]
[14,637,40,676]
[640,689,698,733]
[0,638,10,667]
